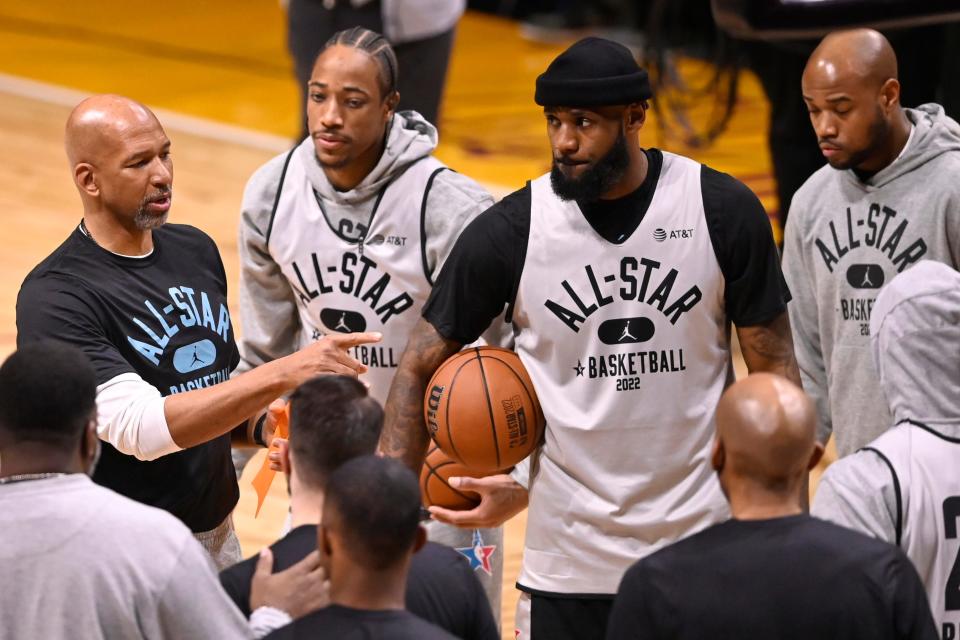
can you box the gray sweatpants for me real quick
[425,519,504,627]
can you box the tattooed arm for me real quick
[380,318,463,472]
[736,311,802,387]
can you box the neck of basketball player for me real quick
[83,206,155,256]
[600,141,648,201]
[0,441,86,478]
[329,557,410,611]
[289,468,325,529]
[725,476,806,521]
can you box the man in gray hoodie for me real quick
[235,27,504,619]
[783,28,960,457]
[812,260,960,637]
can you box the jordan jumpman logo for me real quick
[619,320,637,342]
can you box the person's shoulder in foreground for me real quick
[263,604,459,639]
[221,525,318,617]
[2,474,250,639]
[608,515,937,640]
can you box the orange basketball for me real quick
[424,346,544,472]
[420,445,495,510]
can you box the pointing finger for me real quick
[325,331,382,348]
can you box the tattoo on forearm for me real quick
[738,313,801,386]
[380,321,460,472]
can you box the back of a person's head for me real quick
[0,341,96,449]
[715,373,819,493]
[324,455,421,571]
[288,375,384,488]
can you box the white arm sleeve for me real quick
[96,373,182,461]
[249,607,293,639]
[510,457,531,490]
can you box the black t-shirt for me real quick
[606,515,938,640]
[16,224,240,532]
[220,525,498,640]
[423,149,791,344]
[264,604,458,640]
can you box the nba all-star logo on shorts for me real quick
[456,529,497,576]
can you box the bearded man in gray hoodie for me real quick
[783,28,960,457]
[233,26,504,620]
[812,260,960,637]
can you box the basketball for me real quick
[424,346,544,472]
[420,445,496,510]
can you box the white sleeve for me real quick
[249,607,293,639]
[510,456,531,490]
[96,373,182,461]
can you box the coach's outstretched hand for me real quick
[286,331,382,383]
[428,474,528,528]
[250,548,329,619]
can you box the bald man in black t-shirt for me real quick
[606,374,936,640]
[16,94,378,567]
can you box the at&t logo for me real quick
[653,227,694,242]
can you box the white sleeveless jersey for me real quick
[866,421,960,632]
[513,152,731,594]
[268,153,444,404]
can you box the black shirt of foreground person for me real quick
[221,525,497,640]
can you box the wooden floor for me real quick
[0,4,827,637]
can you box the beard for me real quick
[133,189,171,230]
[550,129,631,202]
[828,108,889,171]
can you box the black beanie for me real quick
[535,37,652,107]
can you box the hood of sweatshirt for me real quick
[296,109,438,206]
[869,260,960,433]
[844,104,960,191]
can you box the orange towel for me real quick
[251,403,289,517]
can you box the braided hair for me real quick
[322,27,399,100]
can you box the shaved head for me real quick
[65,95,161,167]
[804,29,898,92]
[714,374,820,500]
[801,29,910,174]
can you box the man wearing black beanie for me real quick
[381,37,798,640]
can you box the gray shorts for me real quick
[194,515,242,571]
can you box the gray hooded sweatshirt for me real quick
[235,110,495,375]
[783,104,960,456]
[812,260,960,631]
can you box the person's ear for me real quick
[625,102,647,133]
[385,90,400,119]
[879,78,901,113]
[75,163,99,197]
[807,442,825,471]
[711,436,725,473]
[412,524,427,554]
[81,417,100,474]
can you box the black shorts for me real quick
[527,591,615,640]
